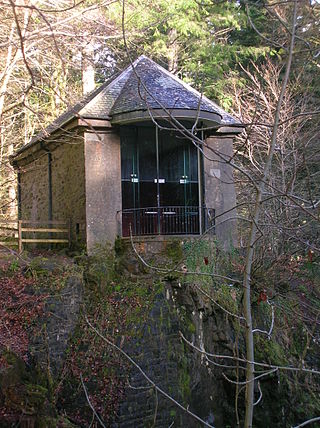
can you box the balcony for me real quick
[121,206,215,237]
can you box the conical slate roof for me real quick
[14,55,241,156]
[110,56,226,117]
[80,55,238,125]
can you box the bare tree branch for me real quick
[85,315,215,428]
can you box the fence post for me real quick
[68,219,71,248]
[18,220,22,253]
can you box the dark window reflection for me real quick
[138,128,157,182]
[121,126,199,211]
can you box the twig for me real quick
[153,386,158,428]
[80,373,107,428]
[292,417,320,428]
[252,303,275,339]
[244,1,285,49]
[192,283,245,321]
[222,368,277,386]
[180,332,320,375]
[85,314,214,428]
[253,382,263,406]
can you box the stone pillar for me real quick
[203,135,238,249]
[84,129,121,253]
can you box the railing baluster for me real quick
[121,206,215,237]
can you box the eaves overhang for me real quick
[110,108,222,127]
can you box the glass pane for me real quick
[159,131,184,182]
[159,182,199,207]
[121,125,200,218]
[188,143,198,182]
[186,183,199,206]
[138,127,157,182]
[122,181,139,210]
[139,182,157,208]
[159,131,198,184]
[120,127,137,180]
[160,183,184,206]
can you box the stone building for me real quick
[11,56,242,252]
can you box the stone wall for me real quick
[203,135,238,248]
[84,130,122,253]
[51,134,86,242]
[20,152,49,222]
[19,131,86,244]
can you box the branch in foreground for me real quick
[84,315,214,428]
[252,302,275,339]
[180,332,320,376]
[0,242,29,265]
[80,373,107,428]
[292,416,320,428]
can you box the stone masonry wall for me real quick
[51,133,86,243]
[203,136,238,248]
[19,131,86,244]
[20,152,49,222]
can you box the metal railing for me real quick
[121,206,215,237]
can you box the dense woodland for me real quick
[0,0,319,228]
[0,1,319,427]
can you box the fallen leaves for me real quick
[0,273,46,365]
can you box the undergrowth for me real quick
[58,244,162,426]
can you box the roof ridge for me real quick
[137,56,235,120]
[79,66,134,117]
[104,55,154,109]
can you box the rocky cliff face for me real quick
[0,254,83,427]
[112,281,238,428]
[110,238,319,428]
[0,242,319,427]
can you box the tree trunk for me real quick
[168,28,178,74]
[243,2,297,427]
[82,41,95,95]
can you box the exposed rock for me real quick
[32,275,83,374]
[112,282,236,428]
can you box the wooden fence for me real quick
[0,220,18,248]
[0,220,70,253]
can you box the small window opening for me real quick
[76,223,80,235]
